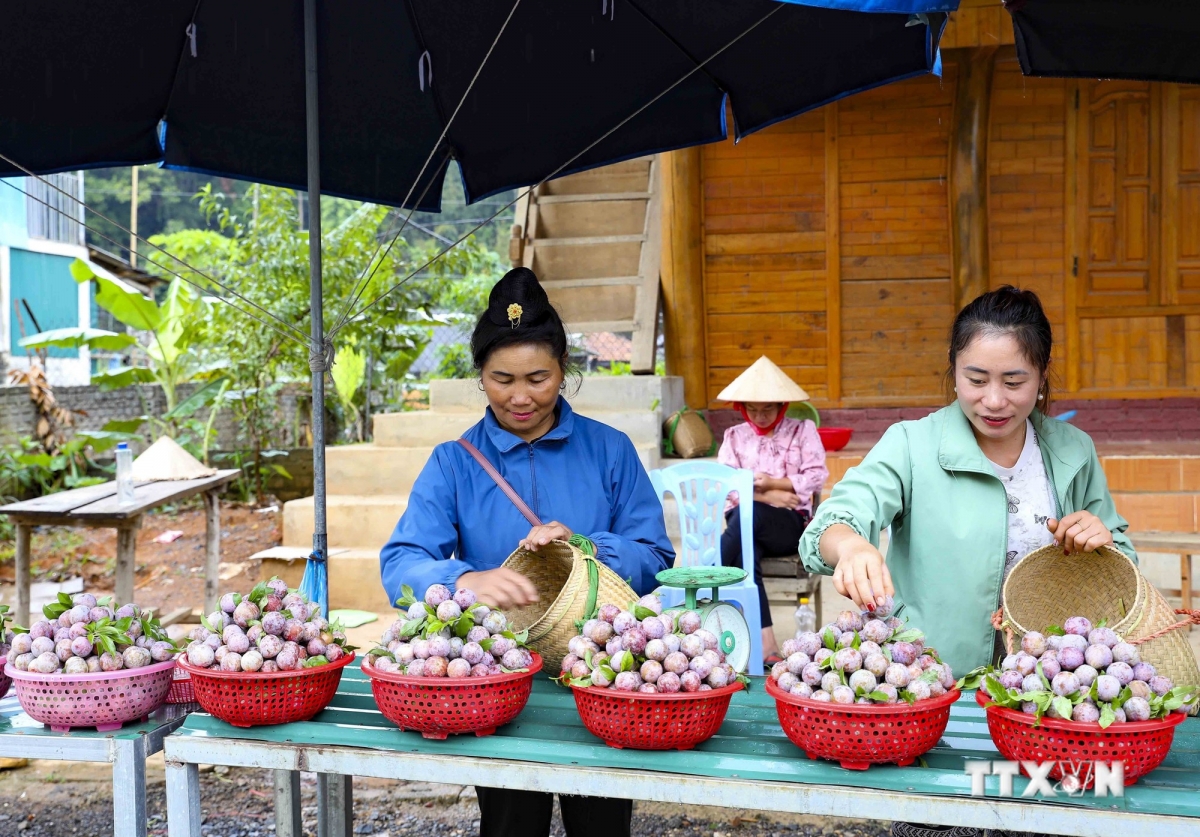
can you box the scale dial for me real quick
[697,601,752,674]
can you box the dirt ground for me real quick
[0,758,893,837]
[0,498,281,616]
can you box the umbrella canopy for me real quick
[1,0,950,208]
[1006,0,1200,85]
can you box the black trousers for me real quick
[476,787,632,837]
[720,502,809,628]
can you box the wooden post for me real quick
[204,490,221,616]
[660,147,708,408]
[115,521,139,606]
[824,104,842,405]
[14,522,31,627]
[949,47,997,310]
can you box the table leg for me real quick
[317,773,352,837]
[15,523,31,627]
[113,738,148,837]
[116,521,139,606]
[204,490,221,616]
[274,769,303,837]
[166,759,202,837]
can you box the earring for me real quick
[1038,394,1044,401]
[953,387,958,393]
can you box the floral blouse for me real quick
[717,417,829,514]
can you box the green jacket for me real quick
[799,405,1135,677]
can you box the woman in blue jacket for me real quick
[380,267,674,837]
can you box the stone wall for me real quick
[0,382,309,452]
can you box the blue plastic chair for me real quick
[649,461,764,675]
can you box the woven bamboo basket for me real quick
[1000,543,1200,708]
[502,539,637,669]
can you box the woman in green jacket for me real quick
[800,286,1135,683]
[801,287,1135,837]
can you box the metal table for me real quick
[0,469,240,624]
[0,691,192,837]
[164,670,1200,837]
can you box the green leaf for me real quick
[633,605,656,621]
[1113,685,1132,710]
[584,650,594,669]
[454,614,473,639]
[851,632,861,650]
[163,377,230,420]
[868,690,890,702]
[77,430,141,454]
[400,617,424,639]
[19,326,138,352]
[513,629,530,646]
[331,343,367,414]
[823,628,837,651]
[890,628,925,644]
[102,417,150,434]
[956,665,988,692]
[1099,703,1116,728]
[91,365,157,390]
[401,584,415,602]
[481,637,495,652]
[1053,696,1074,720]
[573,677,593,688]
[247,581,270,606]
[72,258,162,332]
[57,592,73,607]
[600,665,616,681]
[1044,624,1066,636]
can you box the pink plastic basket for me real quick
[5,659,175,732]
[0,657,10,699]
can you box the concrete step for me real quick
[255,547,394,614]
[282,494,407,551]
[326,441,661,496]
[373,407,665,448]
[427,376,682,415]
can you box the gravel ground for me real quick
[0,763,893,837]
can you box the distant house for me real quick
[0,173,155,385]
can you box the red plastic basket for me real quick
[177,653,354,727]
[975,688,1185,787]
[362,653,543,740]
[571,681,744,750]
[818,427,853,452]
[165,665,196,705]
[767,677,960,770]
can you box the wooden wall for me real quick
[663,13,1200,409]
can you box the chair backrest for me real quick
[650,461,755,583]
[786,401,820,428]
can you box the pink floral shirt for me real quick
[717,417,829,514]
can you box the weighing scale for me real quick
[656,566,753,674]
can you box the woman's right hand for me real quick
[823,527,894,612]
[456,568,540,610]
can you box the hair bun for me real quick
[486,267,552,327]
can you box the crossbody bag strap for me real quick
[456,438,543,527]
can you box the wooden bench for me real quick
[1130,531,1200,624]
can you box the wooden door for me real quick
[1076,81,1160,309]
[1163,85,1200,306]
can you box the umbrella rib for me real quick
[0,150,311,344]
[329,0,525,337]
[342,1,785,326]
[2,177,310,352]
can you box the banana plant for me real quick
[19,260,228,453]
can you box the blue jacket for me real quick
[379,398,675,606]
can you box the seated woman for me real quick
[717,356,828,666]
[379,267,674,837]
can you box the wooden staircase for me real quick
[509,156,663,373]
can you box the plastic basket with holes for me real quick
[0,656,11,699]
[362,653,542,739]
[571,680,743,750]
[165,661,195,704]
[975,689,1185,787]
[177,653,354,727]
[4,659,175,732]
[766,677,960,770]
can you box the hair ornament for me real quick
[507,303,523,329]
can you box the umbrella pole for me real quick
[301,0,329,616]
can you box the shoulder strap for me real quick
[456,438,543,527]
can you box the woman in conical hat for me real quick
[717,356,828,667]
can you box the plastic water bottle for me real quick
[116,442,136,506]
[794,596,817,634]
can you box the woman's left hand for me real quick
[520,521,573,552]
[1047,511,1113,555]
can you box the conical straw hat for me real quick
[716,356,809,403]
[131,435,217,482]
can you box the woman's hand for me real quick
[520,521,573,552]
[1047,511,1113,555]
[821,525,894,612]
[757,489,801,510]
[456,568,540,610]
